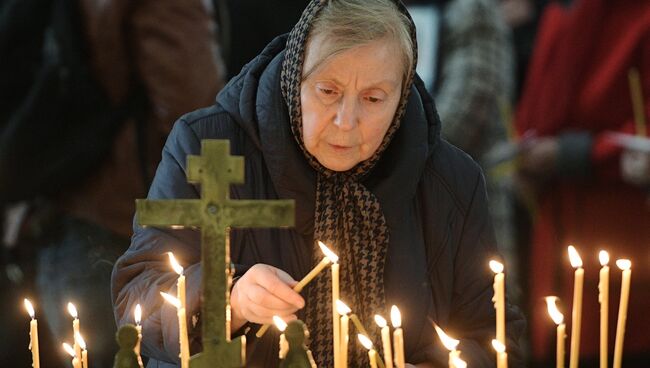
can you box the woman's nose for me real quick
[333,98,358,131]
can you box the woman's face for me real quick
[300,35,404,171]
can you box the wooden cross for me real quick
[136,139,295,367]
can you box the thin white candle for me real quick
[490,260,506,346]
[161,292,190,368]
[76,332,88,368]
[434,324,460,368]
[358,334,378,368]
[337,300,352,368]
[391,306,405,368]
[24,299,40,368]
[134,304,143,368]
[613,259,632,368]
[375,315,393,368]
[68,303,82,361]
[568,245,584,368]
[63,342,82,368]
[332,260,340,368]
[492,339,508,368]
[273,316,289,359]
[598,251,609,368]
[546,296,566,368]
[168,253,186,311]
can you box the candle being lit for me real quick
[375,315,393,368]
[337,300,351,368]
[68,302,82,361]
[273,316,289,360]
[489,260,506,346]
[492,339,508,368]
[434,323,460,368]
[613,259,632,368]
[160,292,190,368]
[257,241,338,338]
[567,245,583,368]
[76,332,88,368]
[451,356,467,368]
[358,334,379,368]
[391,306,405,368]
[24,299,40,368]
[63,342,82,368]
[598,250,609,368]
[546,296,566,368]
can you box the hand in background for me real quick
[621,148,650,187]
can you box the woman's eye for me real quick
[318,87,336,96]
[366,96,382,103]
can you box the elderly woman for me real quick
[111,0,525,367]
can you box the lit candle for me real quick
[24,299,40,368]
[451,356,467,368]
[613,259,632,368]
[273,316,289,359]
[337,300,351,368]
[489,260,506,346]
[332,257,340,368]
[546,296,566,368]
[374,315,393,368]
[63,342,82,368]
[358,334,378,368]
[168,253,186,311]
[76,332,88,368]
[391,306,405,368]
[134,304,143,368]
[598,251,609,368]
[68,302,82,361]
[492,339,508,368]
[160,292,190,368]
[568,245,584,368]
[434,323,460,368]
[257,241,338,337]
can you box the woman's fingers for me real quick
[247,283,301,310]
[253,266,305,308]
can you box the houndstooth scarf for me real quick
[280,0,418,366]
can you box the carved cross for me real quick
[136,140,295,367]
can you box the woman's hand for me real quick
[230,264,305,331]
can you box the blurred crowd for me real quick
[0,0,648,367]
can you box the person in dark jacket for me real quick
[112,1,525,367]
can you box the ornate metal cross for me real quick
[136,139,295,367]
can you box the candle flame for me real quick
[390,305,401,328]
[168,252,184,275]
[545,296,564,325]
[433,324,459,351]
[492,339,506,353]
[62,342,76,358]
[76,332,87,350]
[616,259,631,270]
[374,315,387,328]
[599,250,610,266]
[24,299,35,319]
[357,334,373,350]
[568,245,583,268]
[134,304,142,325]
[452,356,467,368]
[489,260,504,274]
[317,241,339,263]
[336,300,352,316]
[273,316,287,332]
[67,302,78,319]
[160,292,181,309]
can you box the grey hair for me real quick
[303,0,414,82]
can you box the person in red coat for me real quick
[515,0,650,365]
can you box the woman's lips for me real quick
[329,143,353,152]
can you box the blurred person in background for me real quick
[515,0,650,366]
[0,0,225,366]
[405,0,521,299]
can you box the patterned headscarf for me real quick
[280,0,418,366]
